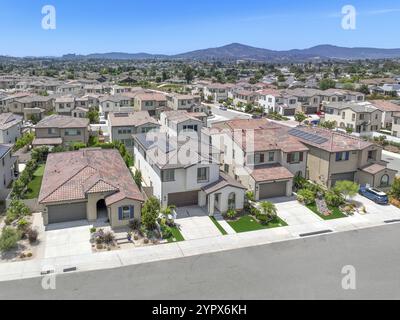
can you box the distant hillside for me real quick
[20,43,400,61]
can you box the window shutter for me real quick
[118,207,123,220]
[336,153,340,161]
[129,206,134,219]
[299,152,304,162]
[345,152,350,161]
[287,154,291,163]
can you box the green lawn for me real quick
[210,217,228,235]
[306,203,347,220]
[227,215,288,233]
[166,226,185,243]
[23,165,45,200]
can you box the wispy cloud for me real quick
[328,8,400,18]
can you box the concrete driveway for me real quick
[44,221,93,259]
[175,206,222,240]
[353,194,400,221]
[269,197,323,225]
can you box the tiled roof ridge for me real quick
[40,164,96,203]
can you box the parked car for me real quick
[219,105,227,111]
[359,186,389,205]
[252,114,262,119]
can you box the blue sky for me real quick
[1,0,399,56]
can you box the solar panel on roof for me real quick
[288,128,329,145]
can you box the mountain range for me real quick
[11,43,400,62]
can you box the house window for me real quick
[268,152,274,162]
[228,192,236,210]
[352,114,355,121]
[48,128,56,134]
[381,175,390,187]
[342,112,346,120]
[336,152,350,162]
[119,206,133,220]
[224,164,229,173]
[287,152,303,164]
[359,114,365,120]
[162,169,175,182]
[65,129,81,136]
[197,167,209,182]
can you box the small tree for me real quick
[141,197,161,231]
[320,120,337,130]
[0,227,21,252]
[334,180,360,201]
[390,178,400,199]
[259,201,277,221]
[133,170,142,190]
[294,112,307,125]
[297,189,316,205]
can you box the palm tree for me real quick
[259,201,277,221]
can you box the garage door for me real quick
[48,202,87,224]
[259,181,287,200]
[168,191,198,207]
[331,172,355,187]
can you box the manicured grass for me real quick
[227,215,288,233]
[210,217,228,235]
[167,226,185,243]
[306,203,347,220]
[23,165,45,200]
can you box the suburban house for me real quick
[228,89,259,106]
[287,126,396,190]
[33,115,90,147]
[72,107,89,119]
[133,131,245,214]
[286,88,322,114]
[391,113,400,137]
[323,101,382,135]
[55,96,76,115]
[370,100,400,130]
[320,89,365,103]
[38,148,144,226]
[7,95,54,114]
[108,111,160,152]
[99,95,133,117]
[211,119,309,201]
[0,113,22,144]
[132,91,167,116]
[57,83,84,95]
[166,93,207,113]
[257,89,298,116]
[160,110,204,139]
[203,83,234,103]
[0,144,18,198]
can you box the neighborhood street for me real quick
[1,223,400,300]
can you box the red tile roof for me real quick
[39,149,144,205]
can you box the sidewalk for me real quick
[0,207,398,282]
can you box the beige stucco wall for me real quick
[108,198,142,228]
[306,146,330,186]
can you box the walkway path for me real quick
[214,213,236,235]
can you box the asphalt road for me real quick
[1,224,400,300]
[207,104,251,123]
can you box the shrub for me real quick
[5,200,30,224]
[297,189,316,205]
[90,227,97,233]
[0,227,21,252]
[129,219,141,231]
[226,209,237,219]
[256,213,269,225]
[27,228,38,243]
[141,197,161,231]
[161,225,172,239]
[325,191,345,207]
[17,218,30,232]
[103,231,115,244]
[334,180,360,200]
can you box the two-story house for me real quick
[288,126,396,190]
[371,100,400,130]
[257,89,298,116]
[323,101,382,135]
[99,95,133,118]
[160,110,204,140]
[133,91,167,117]
[0,113,22,144]
[203,83,235,103]
[33,115,89,148]
[108,111,160,153]
[0,144,18,199]
[133,132,245,214]
[166,93,207,113]
[211,119,309,201]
